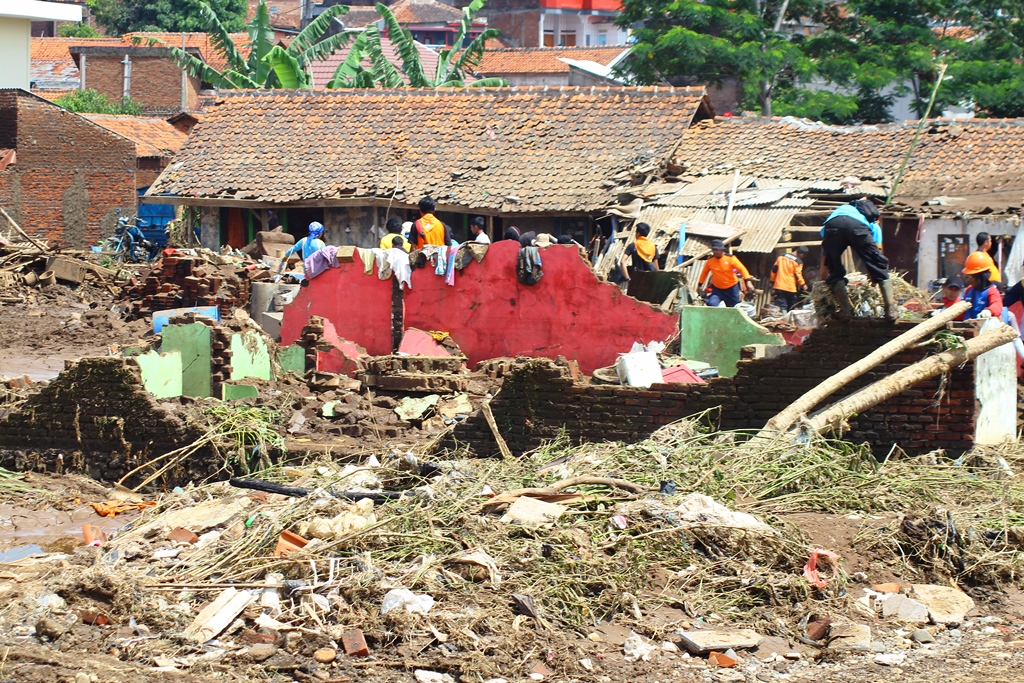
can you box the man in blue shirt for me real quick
[277,222,326,275]
[820,199,894,322]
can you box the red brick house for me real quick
[0,89,136,247]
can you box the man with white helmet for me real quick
[277,221,326,275]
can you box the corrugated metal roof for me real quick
[729,186,800,207]
[653,174,753,207]
[635,203,798,254]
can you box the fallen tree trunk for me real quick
[803,323,1017,435]
[755,300,971,439]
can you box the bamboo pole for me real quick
[0,207,50,253]
[754,301,971,439]
[804,323,1017,435]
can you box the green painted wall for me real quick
[680,306,783,378]
[135,351,183,398]
[161,323,212,397]
[230,330,272,382]
[278,345,306,377]
[223,383,259,400]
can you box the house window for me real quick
[543,31,554,47]
[597,31,607,45]
[561,31,576,46]
[938,234,969,279]
[585,34,591,46]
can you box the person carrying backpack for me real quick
[819,198,895,322]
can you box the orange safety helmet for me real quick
[963,252,992,275]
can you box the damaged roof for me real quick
[309,37,445,88]
[672,116,1024,208]
[474,47,627,75]
[146,87,712,213]
[82,115,188,158]
[389,0,468,25]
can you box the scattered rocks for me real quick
[911,584,975,626]
[34,618,66,641]
[911,628,936,644]
[244,643,278,662]
[873,652,907,666]
[881,594,930,624]
[678,629,763,654]
[312,648,336,663]
[829,623,872,651]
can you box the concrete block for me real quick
[261,311,283,341]
[230,330,272,382]
[828,623,871,651]
[135,350,183,399]
[911,584,975,625]
[161,323,212,398]
[223,383,259,400]
[881,594,929,624]
[677,629,763,654]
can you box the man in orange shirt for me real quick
[699,239,755,307]
[966,232,1001,284]
[409,196,450,249]
[770,246,808,311]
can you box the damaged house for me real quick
[142,86,714,249]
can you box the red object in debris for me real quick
[273,530,309,558]
[398,328,451,356]
[168,527,200,544]
[81,524,107,547]
[342,628,370,657]
[660,364,704,384]
[802,548,839,588]
[708,651,737,668]
[162,248,179,257]
[76,609,110,626]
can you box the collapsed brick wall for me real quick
[0,358,207,487]
[0,91,137,246]
[449,320,978,458]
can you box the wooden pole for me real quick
[481,401,513,459]
[804,323,1017,435]
[0,207,50,253]
[755,300,971,439]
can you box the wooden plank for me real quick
[481,401,513,459]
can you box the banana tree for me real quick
[158,0,351,89]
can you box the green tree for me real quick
[58,22,101,38]
[162,1,351,89]
[616,0,822,116]
[87,0,247,35]
[54,89,143,115]
[328,0,508,88]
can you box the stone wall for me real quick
[449,320,979,458]
[0,358,208,487]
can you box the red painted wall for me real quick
[405,241,677,373]
[279,265,394,355]
[280,242,679,374]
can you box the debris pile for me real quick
[809,272,934,322]
[120,249,259,318]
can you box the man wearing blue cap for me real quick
[277,222,326,275]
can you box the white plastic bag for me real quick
[381,588,435,615]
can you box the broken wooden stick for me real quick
[480,476,647,512]
[0,207,50,254]
[754,300,971,440]
[803,322,1017,435]
[481,401,513,459]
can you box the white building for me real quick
[1,0,82,90]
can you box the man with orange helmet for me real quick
[962,255,1004,320]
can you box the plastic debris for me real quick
[381,588,435,615]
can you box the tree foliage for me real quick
[58,22,101,38]
[617,0,1024,122]
[54,89,143,115]
[87,0,247,35]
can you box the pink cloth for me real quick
[304,245,339,279]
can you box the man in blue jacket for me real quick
[820,199,894,322]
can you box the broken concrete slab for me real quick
[395,394,440,421]
[135,349,183,399]
[828,623,872,651]
[439,393,473,418]
[230,330,272,382]
[500,497,565,526]
[911,584,975,625]
[880,593,929,624]
[677,629,762,654]
[184,587,255,642]
[147,498,250,535]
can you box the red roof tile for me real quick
[671,116,1024,202]
[341,6,382,28]
[309,38,457,88]
[82,114,188,158]
[147,87,711,212]
[250,0,305,30]
[389,0,465,25]
[475,46,627,75]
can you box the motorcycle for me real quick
[106,210,160,263]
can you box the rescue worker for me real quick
[819,198,894,321]
[409,196,449,249]
[966,232,1001,283]
[277,221,326,275]
[699,239,754,307]
[962,254,1004,320]
[618,222,659,282]
[770,246,808,311]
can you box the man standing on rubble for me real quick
[699,239,754,307]
[770,246,808,312]
[277,221,326,275]
[819,199,895,321]
[618,223,659,282]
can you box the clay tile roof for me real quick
[341,6,383,29]
[82,114,189,158]
[672,116,1024,203]
[309,38,450,88]
[122,32,251,72]
[389,0,466,25]
[250,0,305,30]
[147,87,712,212]
[475,46,627,75]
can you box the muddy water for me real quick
[0,503,135,556]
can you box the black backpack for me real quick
[852,199,880,223]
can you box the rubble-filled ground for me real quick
[3,421,1024,683]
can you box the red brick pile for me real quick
[122,252,257,318]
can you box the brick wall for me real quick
[0,91,136,246]
[449,320,979,458]
[0,358,208,487]
[82,50,200,116]
[481,9,540,47]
